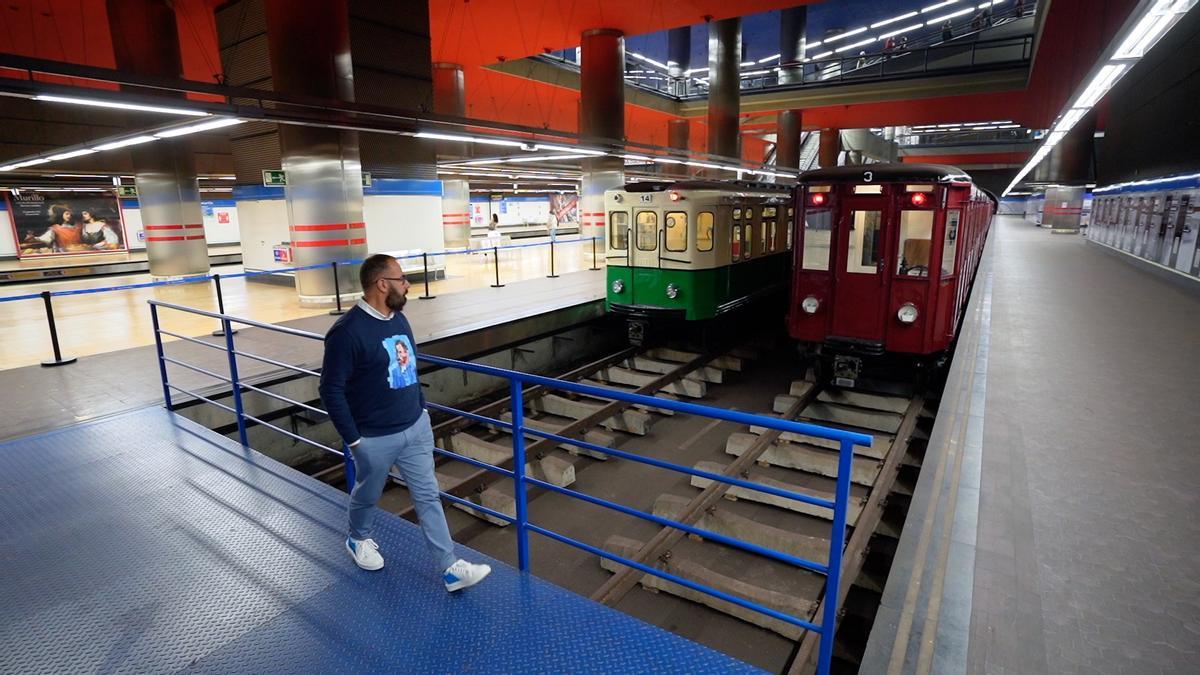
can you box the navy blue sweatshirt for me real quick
[319,302,425,444]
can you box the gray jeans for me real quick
[347,411,456,571]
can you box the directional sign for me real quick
[262,169,288,187]
[362,172,372,188]
[116,185,138,197]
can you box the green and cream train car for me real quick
[604,181,794,334]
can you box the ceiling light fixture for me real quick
[34,94,209,117]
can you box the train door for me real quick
[830,187,892,341]
[629,207,660,305]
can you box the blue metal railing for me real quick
[147,299,872,674]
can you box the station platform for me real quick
[863,216,1200,673]
[0,406,756,672]
[0,244,242,284]
[0,269,604,442]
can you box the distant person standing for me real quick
[941,20,953,42]
[1014,0,1025,17]
[320,253,492,592]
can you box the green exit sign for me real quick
[262,170,371,188]
[262,169,288,187]
[116,185,138,197]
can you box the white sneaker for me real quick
[346,537,384,571]
[443,559,491,592]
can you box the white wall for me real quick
[202,202,241,244]
[365,194,445,258]
[0,207,15,257]
[237,199,291,271]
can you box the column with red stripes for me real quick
[580,28,627,252]
[106,0,209,277]
[265,0,368,306]
[134,142,210,277]
[441,179,471,248]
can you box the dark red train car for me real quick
[787,164,994,386]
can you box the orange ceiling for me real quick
[429,0,813,68]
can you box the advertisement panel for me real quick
[6,191,128,258]
[549,194,580,226]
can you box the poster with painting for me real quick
[6,191,128,258]
[549,194,579,226]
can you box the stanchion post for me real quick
[419,253,436,299]
[589,236,601,271]
[329,261,346,315]
[39,290,76,367]
[546,239,559,278]
[211,273,238,337]
[490,246,505,288]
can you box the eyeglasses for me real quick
[379,276,409,284]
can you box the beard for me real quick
[385,285,407,311]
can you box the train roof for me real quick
[619,180,792,193]
[799,163,973,185]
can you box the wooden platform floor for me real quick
[0,241,603,371]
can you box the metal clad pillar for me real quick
[106,0,209,277]
[667,27,691,96]
[667,119,690,176]
[1044,186,1086,232]
[777,110,802,171]
[265,0,365,305]
[819,128,842,168]
[580,28,626,250]
[433,62,470,247]
[707,17,742,160]
[779,6,807,85]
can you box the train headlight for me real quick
[897,303,919,324]
[665,283,680,299]
[801,296,820,314]
[611,279,624,294]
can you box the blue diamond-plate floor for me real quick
[0,407,760,674]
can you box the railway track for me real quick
[353,337,931,672]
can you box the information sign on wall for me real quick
[262,170,288,187]
[273,245,293,263]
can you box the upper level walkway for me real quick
[863,215,1200,673]
[0,406,759,673]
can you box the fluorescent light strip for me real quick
[154,118,244,138]
[922,0,960,13]
[740,61,756,67]
[534,143,607,155]
[1053,108,1087,133]
[812,50,835,59]
[1073,63,1127,108]
[741,69,772,76]
[414,132,525,147]
[757,54,780,64]
[0,158,51,171]
[1114,2,1176,58]
[45,148,97,161]
[872,11,919,28]
[93,136,159,151]
[34,94,209,117]
[880,23,924,40]
[822,26,868,44]
[926,7,974,25]
[835,37,877,53]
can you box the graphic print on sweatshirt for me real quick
[382,334,418,389]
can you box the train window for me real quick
[801,209,832,270]
[665,212,688,252]
[697,212,714,251]
[906,184,935,192]
[609,211,628,250]
[733,208,742,221]
[768,221,777,252]
[763,207,778,218]
[636,211,658,251]
[846,210,883,274]
[854,185,884,195]
[745,207,755,222]
[732,225,742,259]
[745,225,754,259]
[942,210,961,276]
[896,210,934,277]
[787,207,794,250]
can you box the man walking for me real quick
[320,253,491,592]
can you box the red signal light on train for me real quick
[909,192,930,207]
[810,193,827,206]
